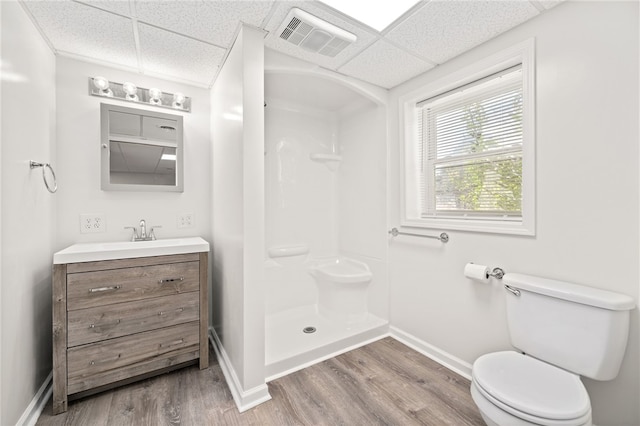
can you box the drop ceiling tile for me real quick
[386,0,539,64]
[338,39,435,89]
[264,1,378,70]
[137,23,226,86]
[75,0,132,17]
[22,1,138,67]
[134,0,274,47]
[539,0,564,10]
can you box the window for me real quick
[401,40,535,235]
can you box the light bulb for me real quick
[172,92,185,108]
[93,76,109,90]
[93,76,113,97]
[149,87,162,105]
[122,82,138,101]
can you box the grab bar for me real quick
[388,227,449,243]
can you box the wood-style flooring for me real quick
[36,337,484,425]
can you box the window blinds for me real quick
[417,65,523,218]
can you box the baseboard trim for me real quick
[390,326,473,380]
[16,371,53,426]
[208,327,271,412]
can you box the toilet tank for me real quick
[503,273,635,381]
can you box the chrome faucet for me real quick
[125,219,161,241]
[139,219,147,240]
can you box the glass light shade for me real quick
[122,82,138,101]
[93,76,110,91]
[123,82,137,95]
[172,92,186,108]
[149,87,162,105]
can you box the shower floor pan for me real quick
[265,304,388,381]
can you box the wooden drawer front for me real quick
[68,292,199,347]
[67,262,199,311]
[68,321,198,394]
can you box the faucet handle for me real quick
[124,226,139,241]
[149,225,162,240]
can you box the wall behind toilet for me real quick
[388,2,639,425]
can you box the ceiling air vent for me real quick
[277,8,357,57]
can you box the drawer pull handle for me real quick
[160,338,184,348]
[89,319,121,329]
[158,307,184,316]
[158,277,184,284]
[88,285,121,293]
[90,353,121,366]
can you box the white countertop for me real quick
[53,237,210,264]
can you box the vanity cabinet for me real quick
[52,252,208,414]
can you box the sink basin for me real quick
[53,237,209,264]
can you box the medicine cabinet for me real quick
[101,103,184,192]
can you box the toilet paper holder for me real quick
[489,267,505,279]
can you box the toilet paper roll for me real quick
[464,263,490,282]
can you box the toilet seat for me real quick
[472,351,591,425]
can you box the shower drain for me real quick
[302,326,317,334]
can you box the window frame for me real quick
[399,39,536,236]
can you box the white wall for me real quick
[388,2,639,425]
[0,2,56,424]
[55,57,211,250]
[211,25,267,408]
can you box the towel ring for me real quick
[30,160,58,193]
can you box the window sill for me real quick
[400,217,535,236]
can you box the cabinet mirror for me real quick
[101,103,184,192]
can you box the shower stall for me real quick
[211,28,388,410]
[263,68,388,380]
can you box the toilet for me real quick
[471,273,635,426]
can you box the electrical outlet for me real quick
[80,214,106,233]
[177,213,193,229]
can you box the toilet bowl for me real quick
[471,351,591,426]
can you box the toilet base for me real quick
[470,380,592,426]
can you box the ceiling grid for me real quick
[20,0,562,89]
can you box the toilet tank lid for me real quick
[503,273,635,311]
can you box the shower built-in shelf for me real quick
[310,153,342,171]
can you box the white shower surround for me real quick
[263,65,389,379]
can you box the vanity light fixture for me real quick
[88,77,192,112]
[122,82,139,101]
[161,153,177,161]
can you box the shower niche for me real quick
[263,70,388,379]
